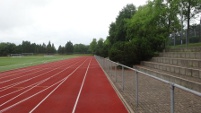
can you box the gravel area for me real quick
[104,67,201,113]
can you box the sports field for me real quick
[0,56,128,113]
[0,55,84,72]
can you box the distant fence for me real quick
[168,24,201,47]
[10,53,33,57]
[95,56,201,113]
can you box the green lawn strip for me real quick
[0,54,90,72]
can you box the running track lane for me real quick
[73,57,128,113]
[0,56,128,113]
[0,57,87,112]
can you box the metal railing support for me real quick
[111,62,113,76]
[109,61,111,75]
[110,62,113,76]
[135,71,139,107]
[115,63,117,82]
[170,84,175,113]
[122,66,124,90]
[94,56,201,112]
[107,60,109,73]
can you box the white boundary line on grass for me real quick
[72,58,92,113]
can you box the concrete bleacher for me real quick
[134,47,201,92]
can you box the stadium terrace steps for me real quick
[134,47,201,92]
[151,57,201,69]
[159,52,201,59]
[165,47,201,52]
[140,61,201,79]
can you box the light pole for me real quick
[200,17,201,41]
[180,1,184,46]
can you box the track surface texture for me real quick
[0,56,128,113]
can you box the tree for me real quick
[58,45,65,54]
[107,1,172,65]
[109,42,125,64]
[95,38,104,56]
[102,38,111,57]
[181,0,201,44]
[127,0,168,51]
[22,41,31,53]
[89,38,97,54]
[46,41,52,54]
[0,42,17,56]
[65,41,74,54]
[108,4,136,44]
[165,0,181,34]
[74,44,89,54]
[51,43,56,53]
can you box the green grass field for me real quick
[0,54,90,72]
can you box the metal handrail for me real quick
[103,57,201,97]
[95,55,201,113]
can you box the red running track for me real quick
[0,56,128,113]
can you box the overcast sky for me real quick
[0,0,148,48]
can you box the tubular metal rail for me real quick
[95,55,201,113]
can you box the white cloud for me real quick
[0,0,148,48]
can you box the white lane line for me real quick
[0,77,62,113]
[0,57,68,78]
[0,68,58,91]
[0,58,69,80]
[0,59,84,98]
[29,58,89,113]
[0,66,69,108]
[0,68,48,84]
[0,58,87,113]
[72,58,92,113]
[0,59,82,100]
[0,59,80,91]
[0,58,73,83]
[0,68,32,77]
[0,68,40,80]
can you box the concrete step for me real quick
[151,57,201,69]
[141,61,201,79]
[159,52,201,59]
[134,65,201,92]
[165,47,201,52]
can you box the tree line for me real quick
[57,41,89,54]
[0,41,89,56]
[89,0,201,66]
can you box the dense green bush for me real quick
[189,36,200,43]
[109,38,153,66]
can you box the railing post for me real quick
[115,63,117,82]
[108,61,110,75]
[102,58,103,67]
[170,84,175,113]
[107,60,109,73]
[110,61,113,76]
[122,66,124,91]
[135,71,139,107]
[109,61,111,75]
[104,59,106,70]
